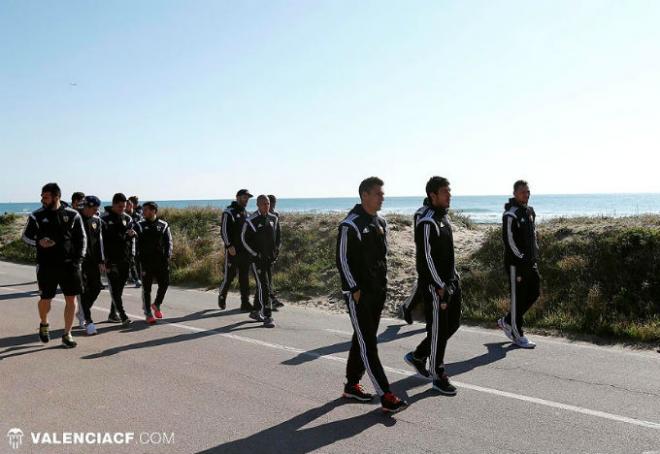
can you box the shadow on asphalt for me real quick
[0,290,40,300]
[194,398,397,454]
[0,281,38,287]
[281,323,425,366]
[80,309,264,359]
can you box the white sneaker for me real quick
[497,317,514,341]
[86,323,97,336]
[514,335,536,349]
[77,309,86,330]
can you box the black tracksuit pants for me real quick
[266,263,278,302]
[251,261,272,318]
[345,290,391,396]
[80,260,102,324]
[414,282,462,380]
[107,262,130,320]
[218,250,251,306]
[141,261,170,315]
[504,265,540,337]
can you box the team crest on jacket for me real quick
[122,220,127,226]
[157,226,162,231]
[63,216,69,223]
[92,222,97,229]
[363,227,370,233]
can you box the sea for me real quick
[3,194,660,224]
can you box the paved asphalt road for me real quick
[0,260,659,454]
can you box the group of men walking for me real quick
[21,178,542,415]
[336,177,540,414]
[217,190,283,328]
[22,183,172,347]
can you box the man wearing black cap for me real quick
[218,189,253,312]
[135,202,173,325]
[71,192,86,211]
[22,183,87,348]
[76,196,105,336]
[101,193,136,326]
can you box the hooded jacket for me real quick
[220,201,249,252]
[502,198,539,269]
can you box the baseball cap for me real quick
[84,196,102,208]
[236,189,253,198]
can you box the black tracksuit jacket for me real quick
[22,205,87,266]
[502,198,539,269]
[82,214,104,266]
[135,218,173,266]
[241,211,281,264]
[336,204,388,294]
[415,205,456,291]
[221,202,249,252]
[101,207,136,265]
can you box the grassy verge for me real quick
[461,216,660,344]
[1,209,658,344]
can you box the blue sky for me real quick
[1,0,659,202]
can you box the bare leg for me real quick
[63,295,77,334]
[38,298,52,324]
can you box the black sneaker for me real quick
[218,295,226,310]
[107,313,121,323]
[432,374,457,396]
[342,383,374,402]
[273,299,284,308]
[263,317,275,328]
[380,393,409,414]
[38,323,50,343]
[121,317,132,327]
[61,333,77,348]
[404,352,430,377]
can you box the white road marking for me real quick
[1,284,659,431]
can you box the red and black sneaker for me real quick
[146,315,157,325]
[380,392,409,414]
[151,304,163,319]
[342,383,374,402]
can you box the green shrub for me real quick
[462,221,660,343]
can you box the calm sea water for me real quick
[2,194,660,224]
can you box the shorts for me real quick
[36,263,83,299]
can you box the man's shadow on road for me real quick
[194,398,396,454]
[80,309,263,359]
[196,340,511,454]
[0,307,243,353]
[281,324,425,367]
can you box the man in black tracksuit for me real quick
[218,189,253,311]
[101,193,136,327]
[267,194,284,310]
[78,196,105,336]
[22,182,86,348]
[404,176,461,395]
[126,199,143,287]
[336,177,408,414]
[498,180,540,349]
[241,195,280,328]
[135,201,173,324]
